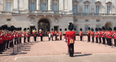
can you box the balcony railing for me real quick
[73,13,116,16]
[0,11,116,16]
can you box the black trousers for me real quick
[10,40,14,48]
[92,37,94,42]
[102,37,105,44]
[60,36,62,40]
[48,37,50,41]
[20,37,21,44]
[114,39,116,46]
[55,35,57,40]
[0,43,3,53]
[69,44,74,57]
[41,36,43,41]
[52,35,53,41]
[96,37,98,43]
[34,37,36,41]
[108,38,111,46]
[80,36,82,41]
[88,36,90,42]
[106,38,108,45]
[6,40,9,48]
[99,37,101,43]
[15,38,17,45]
[3,41,6,51]
[24,37,26,43]
[74,37,76,41]
[27,37,30,42]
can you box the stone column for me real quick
[13,0,18,10]
[37,0,40,10]
[24,0,28,10]
[48,0,51,10]
[59,0,63,11]
[19,0,24,10]
[64,0,68,10]
[68,0,72,13]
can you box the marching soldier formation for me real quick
[1,23,116,57]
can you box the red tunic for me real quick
[74,31,76,37]
[23,32,26,37]
[99,31,102,37]
[95,32,99,37]
[91,32,94,37]
[113,31,116,39]
[54,31,58,34]
[107,31,111,38]
[87,30,91,36]
[27,32,30,37]
[65,31,75,46]
[79,31,83,36]
[0,35,3,44]
[33,32,37,37]
[47,32,50,36]
[51,31,54,35]
[59,31,62,37]
[39,32,43,36]
[101,31,105,38]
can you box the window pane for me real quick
[53,4,57,11]
[85,5,89,13]
[85,20,88,22]
[96,20,100,22]
[96,25,99,28]
[85,25,88,32]
[74,25,77,32]
[6,2,11,11]
[74,20,77,22]
[107,6,110,14]
[73,5,77,13]
[96,6,99,13]
[30,3,36,10]
[42,3,47,11]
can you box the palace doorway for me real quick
[38,19,50,36]
[105,22,112,28]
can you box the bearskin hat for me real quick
[80,28,82,31]
[88,27,90,30]
[65,28,67,31]
[60,29,62,31]
[68,22,74,30]
[114,27,116,30]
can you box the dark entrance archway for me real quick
[105,22,112,28]
[38,19,50,36]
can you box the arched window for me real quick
[52,0,59,11]
[29,0,36,10]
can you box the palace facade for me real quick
[0,0,116,34]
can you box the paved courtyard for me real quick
[0,36,116,62]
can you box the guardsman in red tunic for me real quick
[98,28,102,44]
[59,29,62,40]
[33,29,37,41]
[95,28,99,43]
[0,27,3,54]
[19,28,22,44]
[74,28,76,41]
[79,28,83,41]
[108,27,112,46]
[87,27,91,42]
[51,28,54,41]
[113,27,116,46]
[91,28,94,43]
[54,29,58,40]
[23,28,26,43]
[64,28,67,41]
[105,27,109,45]
[102,27,105,44]
[27,28,30,42]
[65,23,75,57]
[39,29,43,41]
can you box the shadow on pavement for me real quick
[74,54,92,57]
